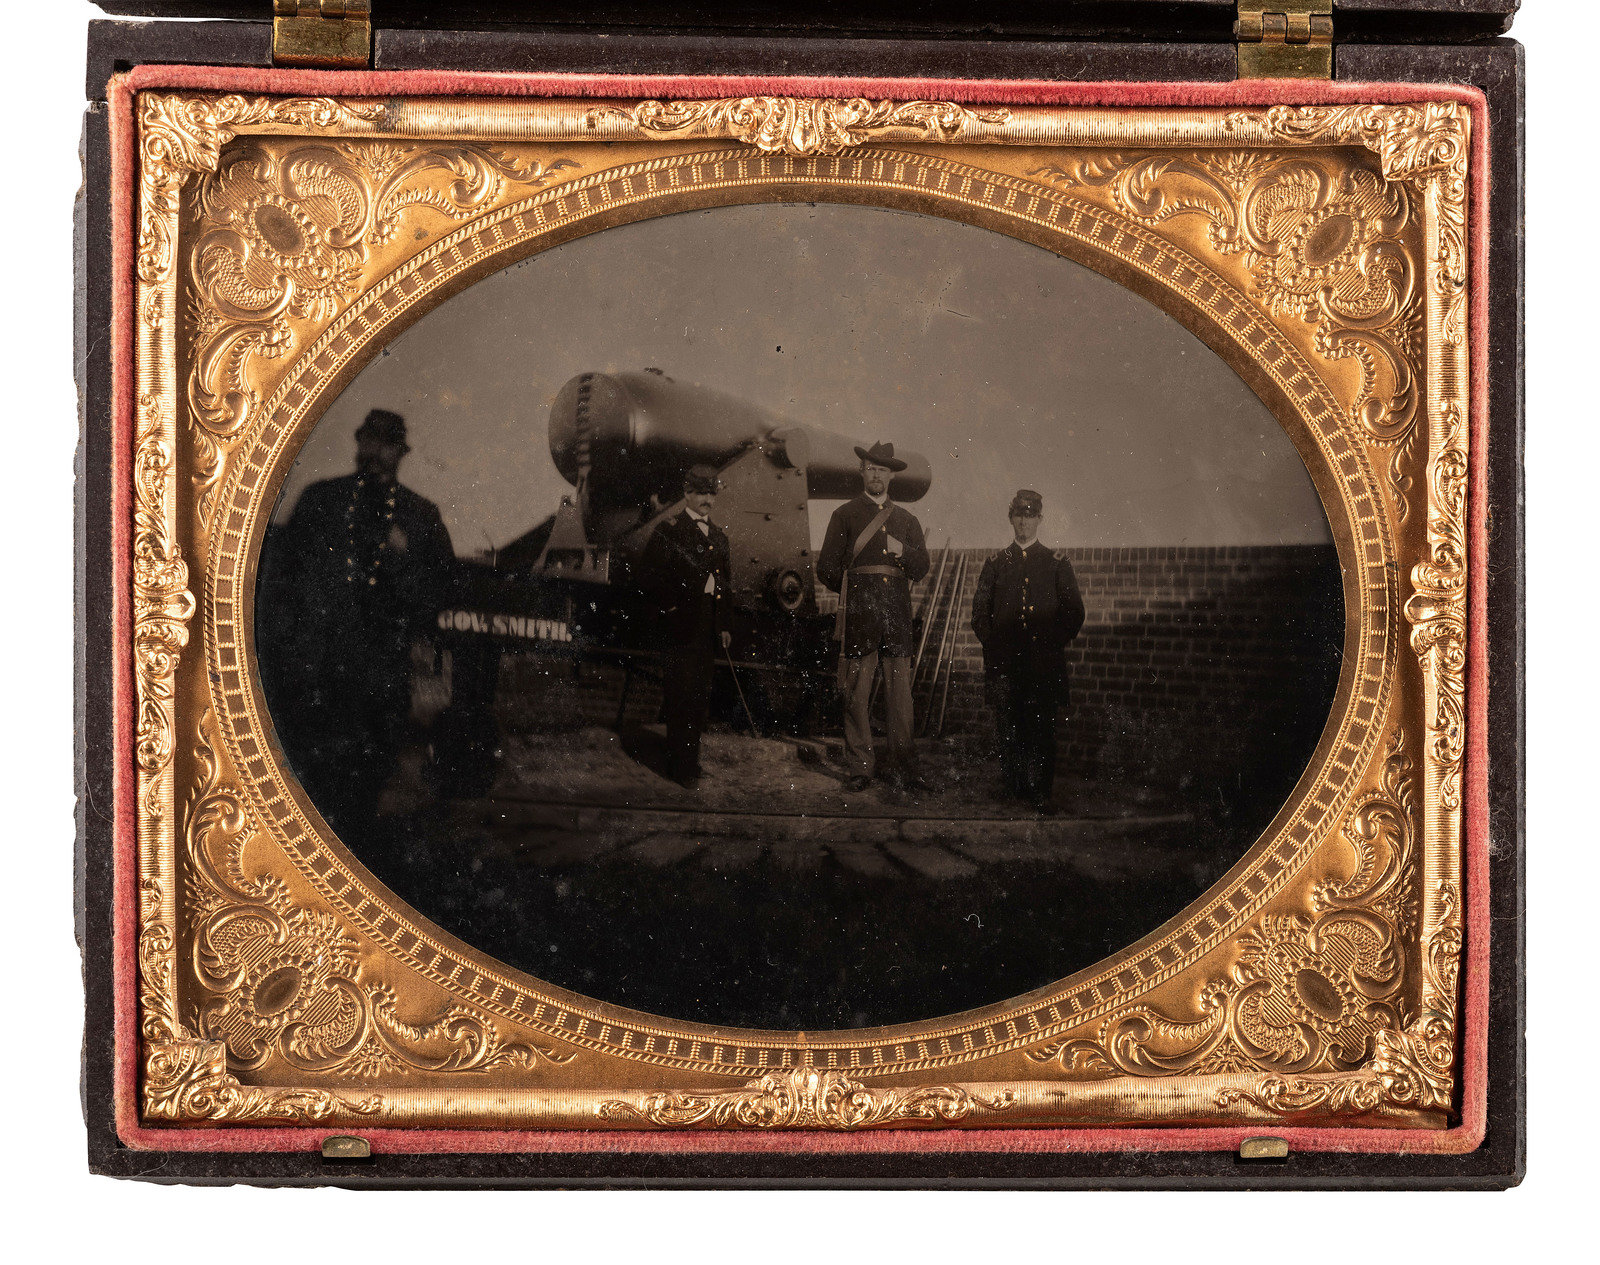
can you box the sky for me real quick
[274,202,1333,554]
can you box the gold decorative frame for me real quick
[131,92,1470,1132]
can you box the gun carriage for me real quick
[430,370,933,790]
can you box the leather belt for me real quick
[850,565,901,576]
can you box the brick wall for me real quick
[901,544,1344,801]
[475,543,1343,807]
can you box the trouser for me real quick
[662,614,716,780]
[839,651,916,779]
[294,658,410,835]
[430,640,502,799]
[992,673,1060,800]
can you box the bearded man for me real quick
[816,441,930,793]
[258,408,455,832]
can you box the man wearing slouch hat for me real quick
[817,441,931,793]
[970,488,1086,812]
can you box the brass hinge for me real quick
[272,0,372,68]
[1236,3,1334,80]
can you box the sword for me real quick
[723,639,763,738]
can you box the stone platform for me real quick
[358,724,1239,1030]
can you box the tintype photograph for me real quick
[98,67,1494,1170]
[58,0,1511,1181]
[255,202,1342,1032]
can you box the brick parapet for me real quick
[482,543,1342,799]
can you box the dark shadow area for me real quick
[345,797,1225,1030]
[258,541,1344,1031]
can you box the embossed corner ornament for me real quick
[1021,729,1462,1122]
[131,92,1471,1134]
[138,93,385,286]
[137,718,574,1124]
[1027,732,1419,1080]
[144,1038,383,1123]
[600,1068,1017,1131]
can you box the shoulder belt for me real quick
[851,504,895,562]
[834,504,896,641]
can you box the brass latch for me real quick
[272,1,372,68]
[1237,3,1334,79]
[321,1134,372,1159]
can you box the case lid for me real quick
[88,1,1519,43]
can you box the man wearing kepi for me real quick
[257,408,456,833]
[969,489,1086,812]
[641,464,732,789]
[818,441,931,793]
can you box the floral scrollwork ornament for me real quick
[1027,731,1418,1079]
[597,96,1011,157]
[131,393,195,811]
[1404,402,1469,810]
[144,1038,383,1123]
[185,142,580,519]
[138,93,385,287]
[137,880,181,1043]
[1028,149,1422,516]
[1216,881,1460,1118]
[1238,101,1471,351]
[598,1066,1017,1130]
[175,716,575,1086]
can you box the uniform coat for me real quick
[257,473,456,829]
[817,494,930,781]
[816,495,931,657]
[970,540,1086,801]
[971,541,1086,697]
[640,510,731,781]
[640,509,731,642]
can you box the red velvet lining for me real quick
[108,84,138,1150]
[106,67,1494,1158]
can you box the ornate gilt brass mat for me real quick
[123,87,1476,1139]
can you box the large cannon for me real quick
[429,371,934,791]
[515,369,930,614]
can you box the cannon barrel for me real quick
[548,371,931,508]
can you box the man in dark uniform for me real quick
[257,409,456,833]
[969,489,1086,811]
[640,464,732,789]
[817,441,931,793]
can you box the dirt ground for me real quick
[484,723,1147,819]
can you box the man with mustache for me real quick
[817,441,931,793]
[640,464,733,789]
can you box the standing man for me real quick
[257,408,456,833]
[640,464,732,789]
[817,442,931,793]
[969,489,1086,812]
